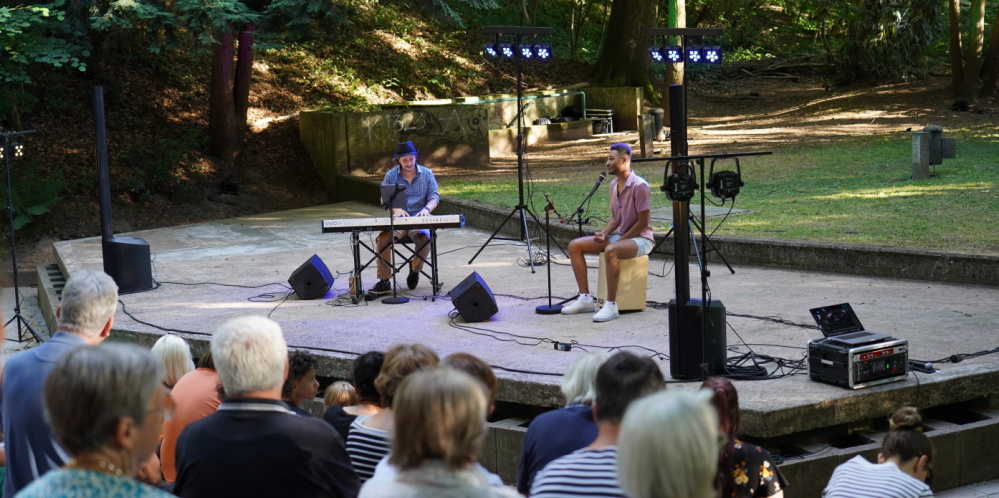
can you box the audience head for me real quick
[880,407,934,482]
[594,352,665,424]
[211,315,287,397]
[389,367,487,471]
[197,349,215,369]
[374,343,439,408]
[43,343,166,476]
[443,352,497,413]
[324,381,358,409]
[282,350,320,405]
[352,351,385,405]
[56,269,119,339]
[618,390,719,498]
[561,351,611,405]
[701,377,742,496]
[152,334,195,389]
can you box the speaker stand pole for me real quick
[2,131,41,343]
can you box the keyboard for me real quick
[322,214,465,233]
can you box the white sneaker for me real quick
[561,295,595,315]
[592,301,619,322]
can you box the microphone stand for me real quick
[382,184,409,305]
[536,193,563,315]
[564,173,606,238]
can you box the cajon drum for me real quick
[596,253,648,311]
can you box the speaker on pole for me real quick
[288,254,334,300]
[668,298,727,379]
[450,272,498,322]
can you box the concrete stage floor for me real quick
[54,201,999,440]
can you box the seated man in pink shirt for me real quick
[561,143,654,322]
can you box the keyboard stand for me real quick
[348,228,442,304]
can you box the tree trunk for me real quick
[956,0,985,101]
[209,27,238,181]
[233,24,255,147]
[661,0,684,124]
[977,11,999,97]
[948,0,963,90]
[590,0,659,96]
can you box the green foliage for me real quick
[0,4,90,85]
[0,159,68,230]
[114,129,208,198]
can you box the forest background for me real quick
[1,0,998,267]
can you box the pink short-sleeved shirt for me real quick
[609,172,654,241]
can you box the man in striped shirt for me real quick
[530,352,665,497]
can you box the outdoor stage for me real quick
[49,200,999,494]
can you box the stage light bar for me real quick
[649,46,665,63]
[685,46,703,64]
[665,46,684,63]
[703,46,722,64]
[533,44,552,61]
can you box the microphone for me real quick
[543,192,563,220]
[578,172,607,213]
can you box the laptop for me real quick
[809,303,892,346]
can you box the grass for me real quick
[439,131,999,254]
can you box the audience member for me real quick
[324,351,385,442]
[282,350,320,417]
[530,352,665,497]
[358,367,520,497]
[0,269,118,496]
[160,350,222,484]
[325,381,358,410]
[703,377,787,498]
[346,344,438,481]
[369,352,503,487]
[151,334,195,392]
[173,316,359,497]
[823,407,934,498]
[15,343,172,497]
[617,390,719,498]
[517,351,610,494]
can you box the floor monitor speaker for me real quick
[288,254,334,300]
[103,237,154,294]
[668,299,727,379]
[450,272,498,322]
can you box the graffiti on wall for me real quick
[359,107,488,146]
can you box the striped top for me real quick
[530,447,626,498]
[823,455,933,498]
[346,415,391,482]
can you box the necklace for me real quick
[67,458,124,476]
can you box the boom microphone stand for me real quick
[2,130,42,344]
[562,172,607,238]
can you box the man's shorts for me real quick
[607,234,654,257]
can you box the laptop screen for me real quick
[809,303,865,337]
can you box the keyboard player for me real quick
[370,141,440,296]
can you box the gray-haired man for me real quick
[0,269,119,496]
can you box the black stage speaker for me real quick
[288,254,334,300]
[103,237,154,294]
[668,299,727,379]
[450,272,498,322]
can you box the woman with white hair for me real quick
[358,367,520,497]
[16,343,172,497]
[516,351,611,494]
[617,390,720,498]
[151,334,195,392]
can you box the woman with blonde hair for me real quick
[151,334,195,391]
[358,367,520,497]
[617,390,719,498]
